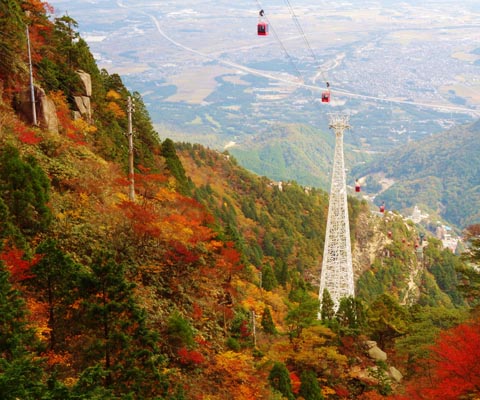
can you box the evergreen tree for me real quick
[367,294,409,349]
[0,146,52,236]
[161,138,191,195]
[130,93,161,169]
[268,362,294,400]
[261,306,277,334]
[78,252,167,398]
[0,196,24,247]
[261,264,277,291]
[0,0,26,97]
[274,258,288,287]
[286,291,320,339]
[320,288,335,322]
[336,296,365,333]
[30,239,81,351]
[0,263,46,399]
[299,370,324,400]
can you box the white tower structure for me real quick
[319,114,355,311]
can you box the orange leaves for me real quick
[43,349,73,368]
[118,201,162,238]
[163,213,214,244]
[49,91,77,140]
[106,101,126,118]
[23,0,53,15]
[105,90,126,118]
[25,296,50,341]
[204,351,267,399]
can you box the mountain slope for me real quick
[230,123,369,190]
[354,120,480,228]
[0,2,477,399]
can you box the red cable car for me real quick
[257,22,268,36]
[321,91,330,103]
[379,202,385,213]
[355,179,361,192]
[257,9,268,36]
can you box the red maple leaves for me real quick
[0,246,41,282]
[394,320,480,400]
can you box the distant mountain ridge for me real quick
[354,119,480,228]
[230,123,368,190]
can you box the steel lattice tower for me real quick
[319,114,355,311]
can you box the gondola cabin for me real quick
[257,22,268,36]
[355,180,361,192]
[321,91,330,103]
[379,203,385,213]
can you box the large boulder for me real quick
[389,366,403,382]
[365,340,387,362]
[76,70,92,97]
[73,96,92,120]
[17,86,59,133]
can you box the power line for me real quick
[283,0,330,88]
[144,7,478,117]
[254,0,305,84]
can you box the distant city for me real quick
[49,0,480,153]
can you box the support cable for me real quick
[254,0,305,84]
[283,0,330,88]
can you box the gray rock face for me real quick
[17,86,59,133]
[38,91,59,133]
[73,71,93,121]
[365,340,387,361]
[389,366,403,382]
[76,70,92,97]
[73,96,92,120]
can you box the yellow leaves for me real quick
[105,90,126,117]
[155,187,178,203]
[204,351,267,399]
[322,386,337,396]
[106,89,122,100]
[106,101,126,118]
[63,377,78,388]
[72,117,97,135]
[286,325,348,374]
[115,192,129,202]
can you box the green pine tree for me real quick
[268,362,294,400]
[262,264,277,291]
[0,263,46,399]
[320,288,335,322]
[261,306,277,334]
[78,252,168,398]
[30,239,81,351]
[0,145,52,236]
[161,138,191,195]
[299,370,324,400]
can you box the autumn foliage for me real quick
[0,246,40,282]
[14,121,42,145]
[394,320,480,400]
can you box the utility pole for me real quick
[318,114,355,312]
[251,310,257,348]
[25,11,37,126]
[126,96,135,202]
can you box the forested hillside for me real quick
[353,121,480,228]
[1,1,480,399]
